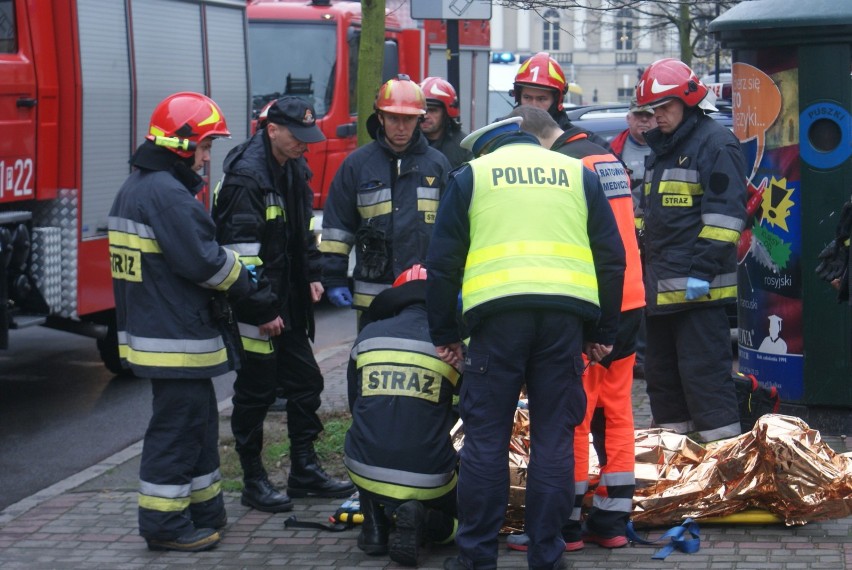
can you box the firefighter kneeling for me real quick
[343,265,460,567]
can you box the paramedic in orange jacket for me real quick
[511,105,644,549]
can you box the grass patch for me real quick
[219,410,352,491]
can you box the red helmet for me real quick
[256,99,276,129]
[512,52,568,110]
[419,76,460,119]
[375,74,427,116]
[635,58,710,110]
[393,264,427,287]
[147,92,231,157]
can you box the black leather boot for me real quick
[357,496,389,555]
[389,500,426,567]
[240,458,293,513]
[287,446,356,498]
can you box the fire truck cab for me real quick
[246,0,490,209]
[0,0,250,371]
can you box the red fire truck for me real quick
[0,0,251,371]
[0,0,490,371]
[246,0,491,208]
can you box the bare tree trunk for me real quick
[357,0,386,146]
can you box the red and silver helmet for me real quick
[420,76,460,119]
[635,58,716,111]
[512,52,568,110]
[375,74,427,116]
[147,92,230,157]
[393,263,427,287]
[256,99,276,130]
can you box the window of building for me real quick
[543,9,560,52]
[0,0,17,53]
[615,8,633,52]
[617,87,633,102]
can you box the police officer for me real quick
[419,76,473,168]
[319,75,451,319]
[345,264,460,567]
[427,117,626,570]
[510,105,644,550]
[635,58,747,442]
[213,97,355,513]
[511,52,610,149]
[108,92,283,552]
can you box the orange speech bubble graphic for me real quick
[732,62,782,180]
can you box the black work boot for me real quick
[240,458,293,513]
[389,500,426,567]
[287,445,356,498]
[357,496,390,555]
[146,527,220,552]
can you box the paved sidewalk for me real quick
[1,337,850,569]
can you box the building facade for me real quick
[490,3,725,105]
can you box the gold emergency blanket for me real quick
[495,410,852,529]
[633,414,852,527]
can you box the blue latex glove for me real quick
[245,264,258,284]
[685,277,710,300]
[327,286,353,308]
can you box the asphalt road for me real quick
[0,302,354,511]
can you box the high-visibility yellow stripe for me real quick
[657,285,737,305]
[242,336,274,355]
[353,292,376,308]
[657,181,703,196]
[417,198,439,212]
[466,240,593,267]
[357,349,460,385]
[357,202,392,218]
[217,252,243,291]
[346,470,457,502]
[240,256,263,266]
[266,206,285,221]
[464,267,598,297]
[121,345,229,368]
[108,230,162,253]
[190,481,221,504]
[698,226,740,243]
[319,240,351,255]
[138,494,190,512]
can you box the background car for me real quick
[566,102,734,142]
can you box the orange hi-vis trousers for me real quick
[569,354,636,537]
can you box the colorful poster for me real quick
[734,58,805,400]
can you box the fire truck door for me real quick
[0,0,37,204]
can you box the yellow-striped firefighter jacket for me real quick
[319,129,451,311]
[344,303,461,501]
[213,131,321,356]
[642,110,747,315]
[108,142,273,378]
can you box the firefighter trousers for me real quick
[138,378,224,540]
[231,328,325,461]
[645,306,741,442]
[456,309,586,570]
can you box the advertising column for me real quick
[733,58,805,400]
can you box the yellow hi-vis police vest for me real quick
[462,144,599,312]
